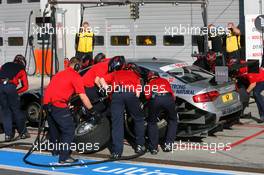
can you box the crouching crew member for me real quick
[145,71,178,154]
[44,57,97,164]
[99,56,145,159]
[82,53,109,120]
[0,55,30,142]
[246,67,264,123]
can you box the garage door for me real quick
[105,18,135,59]
[4,21,26,62]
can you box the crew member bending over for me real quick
[44,57,99,164]
[145,71,178,154]
[99,57,146,159]
[246,67,264,123]
[0,55,30,142]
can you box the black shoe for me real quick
[5,135,15,142]
[52,151,59,156]
[162,143,173,152]
[135,145,146,154]
[149,148,159,155]
[59,157,79,164]
[109,153,121,160]
[0,124,3,134]
[20,132,30,139]
[257,119,264,123]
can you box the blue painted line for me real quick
[0,150,247,175]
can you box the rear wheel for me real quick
[74,116,111,154]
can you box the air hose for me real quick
[25,10,37,76]
[0,96,145,168]
[0,113,145,168]
[0,4,145,168]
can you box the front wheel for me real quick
[25,102,41,125]
[74,116,111,154]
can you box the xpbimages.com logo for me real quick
[32,140,100,154]
[99,82,167,95]
[164,141,232,154]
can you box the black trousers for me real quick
[226,49,241,60]
[253,81,264,119]
[0,83,27,136]
[47,105,75,161]
[111,92,145,154]
[147,95,178,150]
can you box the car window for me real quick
[167,66,213,83]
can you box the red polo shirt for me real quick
[144,77,175,100]
[246,68,264,84]
[103,70,141,93]
[10,69,28,94]
[44,67,85,108]
[0,62,29,94]
[82,59,110,88]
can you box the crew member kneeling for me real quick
[44,57,96,164]
[100,57,146,159]
[145,71,178,154]
[0,55,30,142]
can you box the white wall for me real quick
[244,0,262,14]
[57,4,81,59]
[40,0,81,59]
[244,0,263,64]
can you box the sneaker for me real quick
[20,132,30,139]
[135,145,146,154]
[109,153,121,160]
[5,135,15,142]
[59,156,79,164]
[149,148,159,155]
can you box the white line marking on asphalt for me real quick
[0,164,76,175]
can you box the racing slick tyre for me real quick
[74,116,111,154]
[25,102,41,126]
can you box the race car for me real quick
[126,58,243,137]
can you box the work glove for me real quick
[87,107,102,125]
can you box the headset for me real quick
[69,57,81,72]
[74,62,81,72]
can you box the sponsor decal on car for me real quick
[160,63,189,72]
[171,84,195,95]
